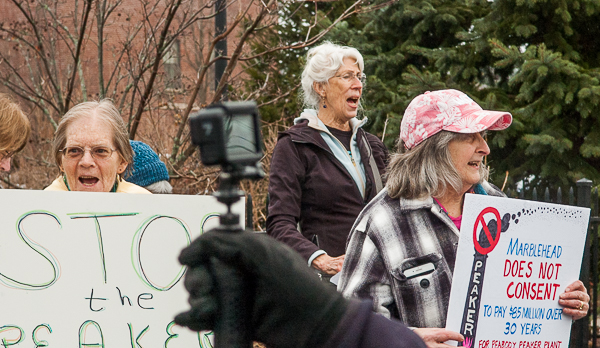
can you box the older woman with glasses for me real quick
[44,99,150,194]
[267,41,387,279]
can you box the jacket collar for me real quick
[394,194,459,235]
[294,109,367,133]
[398,195,434,212]
[396,182,494,236]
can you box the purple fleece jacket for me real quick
[324,300,428,348]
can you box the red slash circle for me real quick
[473,207,502,255]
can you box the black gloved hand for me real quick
[174,230,348,348]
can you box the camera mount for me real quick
[213,164,263,227]
[188,101,265,348]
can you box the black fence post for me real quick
[593,187,599,348]
[557,187,563,204]
[571,178,592,347]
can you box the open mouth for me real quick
[79,176,99,186]
[468,161,480,169]
[347,97,359,108]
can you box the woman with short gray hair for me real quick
[338,89,589,347]
[300,42,364,110]
[267,41,387,279]
[45,99,149,194]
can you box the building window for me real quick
[164,39,182,90]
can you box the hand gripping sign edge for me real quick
[473,207,501,255]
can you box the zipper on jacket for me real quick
[329,135,366,197]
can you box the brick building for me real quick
[0,0,262,190]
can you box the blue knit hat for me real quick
[124,140,170,187]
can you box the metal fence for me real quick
[506,179,599,348]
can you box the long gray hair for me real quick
[386,131,489,200]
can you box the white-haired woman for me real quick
[267,42,388,278]
[45,99,150,194]
[338,89,589,347]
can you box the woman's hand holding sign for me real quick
[412,328,463,348]
[559,280,589,320]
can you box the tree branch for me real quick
[64,0,93,111]
[129,0,183,139]
[9,0,65,112]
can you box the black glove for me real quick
[174,230,348,348]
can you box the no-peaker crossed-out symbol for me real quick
[473,207,502,255]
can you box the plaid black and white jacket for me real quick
[337,182,504,328]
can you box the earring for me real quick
[322,95,327,108]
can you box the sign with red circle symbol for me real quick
[473,207,502,255]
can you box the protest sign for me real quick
[0,189,244,347]
[446,194,590,348]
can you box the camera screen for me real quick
[223,114,259,162]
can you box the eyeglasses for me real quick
[0,151,13,160]
[333,72,366,85]
[60,146,116,161]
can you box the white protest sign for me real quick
[0,189,244,347]
[446,194,590,348]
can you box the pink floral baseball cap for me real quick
[400,89,512,150]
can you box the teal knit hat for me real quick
[124,140,170,187]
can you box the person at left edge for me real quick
[0,93,31,172]
[44,99,150,194]
[267,42,388,278]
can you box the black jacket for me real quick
[266,119,388,261]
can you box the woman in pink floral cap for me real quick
[338,89,589,347]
